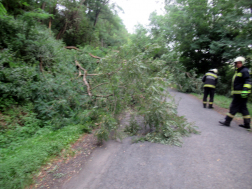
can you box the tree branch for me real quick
[89,53,101,59]
[75,60,92,96]
[185,72,192,78]
[65,46,79,50]
[94,94,113,98]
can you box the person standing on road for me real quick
[202,69,218,108]
[219,56,251,129]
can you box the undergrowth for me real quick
[0,123,91,189]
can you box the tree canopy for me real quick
[150,0,252,74]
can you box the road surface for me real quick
[62,89,252,189]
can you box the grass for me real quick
[191,93,252,118]
[0,124,90,189]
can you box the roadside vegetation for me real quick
[191,93,252,118]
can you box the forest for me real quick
[0,0,251,188]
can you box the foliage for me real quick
[0,104,41,149]
[0,123,90,189]
[150,0,252,74]
[144,115,198,146]
[124,116,141,136]
[76,43,198,146]
[1,0,128,47]
[0,15,99,128]
[0,2,7,16]
[160,53,202,93]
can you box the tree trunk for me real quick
[93,0,109,27]
[49,17,52,30]
[94,9,101,27]
[41,2,46,10]
[56,21,68,40]
[48,5,56,30]
[39,57,43,72]
[80,0,86,5]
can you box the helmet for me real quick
[234,56,245,64]
[209,69,218,74]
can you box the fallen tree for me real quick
[74,44,198,144]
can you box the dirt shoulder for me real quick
[28,133,98,189]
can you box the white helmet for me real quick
[209,69,218,74]
[234,56,245,64]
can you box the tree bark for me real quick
[75,60,92,96]
[39,57,43,72]
[56,20,68,40]
[94,8,101,27]
[65,46,79,50]
[49,18,52,30]
[89,53,101,59]
[48,5,56,30]
[93,0,109,27]
[41,2,46,10]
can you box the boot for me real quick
[219,116,232,127]
[208,104,213,109]
[203,103,206,108]
[239,118,251,129]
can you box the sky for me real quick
[110,0,165,34]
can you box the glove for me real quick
[241,91,249,98]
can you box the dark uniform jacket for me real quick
[232,66,251,95]
[202,71,218,88]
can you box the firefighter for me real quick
[202,69,218,108]
[219,56,251,129]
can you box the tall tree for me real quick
[151,0,252,74]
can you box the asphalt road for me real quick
[62,89,252,189]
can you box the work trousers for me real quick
[225,94,251,126]
[203,87,215,105]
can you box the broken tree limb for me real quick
[75,60,92,96]
[65,46,79,50]
[94,94,113,98]
[185,72,192,78]
[75,59,123,97]
[89,53,101,59]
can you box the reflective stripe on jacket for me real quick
[202,71,218,88]
[231,66,251,95]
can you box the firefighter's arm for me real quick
[242,71,251,92]
[241,71,251,98]
[202,75,206,82]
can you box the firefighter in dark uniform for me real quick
[219,57,251,129]
[202,69,218,108]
